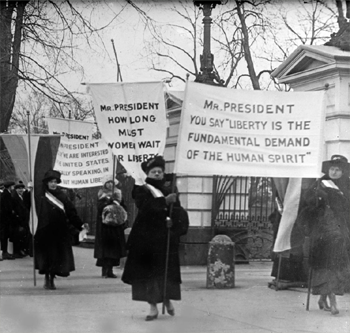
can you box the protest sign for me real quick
[47,117,113,187]
[87,82,167,185]
[46,117,95,140]
[174,81,325,178]
[54,137,113,188]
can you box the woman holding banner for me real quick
[122,156,189,321]
[300,155,350,315]
[94,176,127,278]
[35,170,89,290]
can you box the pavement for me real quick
[0,246,349,333]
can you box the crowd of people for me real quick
[0,156,189,320]
[1,154,349,318]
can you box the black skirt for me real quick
[131,276,181,304]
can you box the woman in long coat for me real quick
[12,181,31,257]
[35,170,87,290]
[300,155,350,315]
[122,156,189,321]
[94,176,127,278]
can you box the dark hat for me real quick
[14,181,25,189]
[42,169,61,184]
[141,155,165,174]
[4,180,15,188]
[322,155,350,176]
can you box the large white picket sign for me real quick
[174,82,325,178]
[87,82,167,184]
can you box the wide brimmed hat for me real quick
[141,155,165,174]
[14,181,25,189]
[4,180,15,188]
[322,155,350,176]
[42,169,61,184]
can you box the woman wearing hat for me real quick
[12,181,31,258]
[300,155,350,315]
[35,170,88,290]
[0,180,15,260]
[94,175,127,278]
[122,156,189,321]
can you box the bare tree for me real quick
[142,0,202,85]
[48,94,94,121]
[139,0,339,90]
[9,90,49,134]
[0,0,149,134]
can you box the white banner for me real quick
[174,82,325,178]
[54,137,113,188]
[87,82,167,185]
[46,117,95,140]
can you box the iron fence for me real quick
[212,176,277,260]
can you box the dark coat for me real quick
[122,178,189,290]
[0,189,15,240]
[11,191,31,252]
[93,195,127,265]
[299,176,350,295]
[34,188,84,276]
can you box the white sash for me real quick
[145,184,164,198]
[45,191,65,213]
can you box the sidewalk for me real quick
[1,246,349,333]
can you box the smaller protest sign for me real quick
[54,138,113,188]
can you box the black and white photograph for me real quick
[0,0,349,332]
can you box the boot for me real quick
[49,274,56,290]
[318,294,330,311]
[105,266,117,278]
[328,293,339,315]
[102,266,107,277]
[44,273,50,289]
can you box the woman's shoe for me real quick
[44,274,50,290]
[329,293,339,315]
[165,300,175,316]
[102,267,107,277]
[105,267,117,278]
[49,275,56,290]
[2,252,15,260]
[145,313,158,321]
[145,304,158,321]
[318,295,331,311]
[105,273,117,278]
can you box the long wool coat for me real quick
[0,189,14,243]
[121,177,189,303]
[299,175,350,295]
[93,192,127,266]
[34,188,84,277]
[12,191,31,252]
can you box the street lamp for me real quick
[194,0,224,86]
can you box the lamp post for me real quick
[194,0,224,86]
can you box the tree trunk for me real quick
[0,1,28,134]
[236,1,261,91]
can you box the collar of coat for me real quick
[45,191,65,212]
